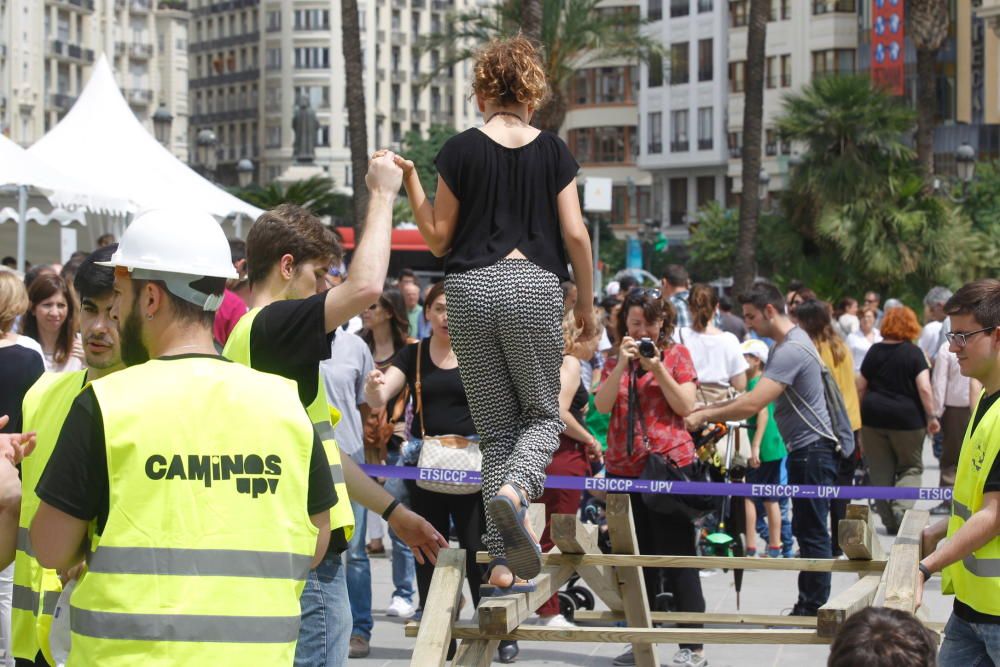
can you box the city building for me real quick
[636,0,728,245]
[0,0,189,159]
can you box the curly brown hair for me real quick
[615,291,677,345]
[472,36,548,108]
[879,306,922,342]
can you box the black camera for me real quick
[638,337,657,358]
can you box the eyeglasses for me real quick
[945,326,996,348]
[626,287,662,300]
[864,298,878,303]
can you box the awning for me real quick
[335,227,430,252]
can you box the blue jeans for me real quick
[345,499,374,641]
[755,459,795,558]
[294,553,351,667]
[939,613,1000,667]
[786,442,837,612]
[385,450,416,603]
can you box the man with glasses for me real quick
[864,291,884,327]
[917,279,1000,667]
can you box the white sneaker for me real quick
[536,614,575,627]
[385,596,416,619]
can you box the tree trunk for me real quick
[341,0,370,232]
[520,0,542,45]
[915,47,937,179]
[732,0,768,297]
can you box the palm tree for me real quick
[418,0,663,133]
[519,0,543,44]
[910,0,949,179]
[731,0,768,297]
[232,175,352,224]
[341,0,370,231]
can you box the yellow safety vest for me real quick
[12,370,87,661]
[68,357,318,666]
[224,307,354,541]
[941,390,1000,615]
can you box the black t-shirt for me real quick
[860,341,929,430]
[954,389,1000,625]
[35,355,336,536]
[249,292,334,406]
[434,128,579,280]
[392,339,475,437]
[0,345,44,433]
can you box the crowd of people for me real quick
[0,35,997,667]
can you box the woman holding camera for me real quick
[594,290,706,667]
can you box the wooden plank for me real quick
[573,610,818,628]
[838,518,886,561]
[883,510,929,614]
[475,552,886,573]
[452,639,500,667]
[845,504,871,521]
[477,562,576,634]
[411,623,829,645]
[817,574,882,638]
[528,502,546,541]
[606,493,657,667]
[550,514,623,611]
[411,548,466,667]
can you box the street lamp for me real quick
[758,167,771,202]
[196,129,218,179]
[236,158,254,188]
[152,103,173,147]
[935,142,977,203]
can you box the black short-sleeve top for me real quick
[434,128,580,281]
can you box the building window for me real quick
[728,131,742,159]
[669,178,688,226]
[766,56,777,89]
[730,0,748,26]
[697,107,712,150]
[648,112,662,153]
[696,176,715,208]
[317,125,330,147]
[648,0,662,21]
[648,53,663,88]
[729,61,745,93]
[670,0,688,18]
[567,127,636,164]
[574,70,592,104]
[294,9,330,30]
[294,85,330,109]
[812,0,855,14]
[294,47,330,69]
[811,49,855,78]
[765,129,777,156]
[769,0,791,20]
[266,125,281,148]
[781,54,791,87]
[670,43,689,85]
[698,0,712,11]
[265,85,281,112]
[596,67,627,103]
[670,109,688,152]
[697,39,712,82]
[266,10,280,31]
[266,48,281,70]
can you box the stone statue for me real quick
[292,94,318,164]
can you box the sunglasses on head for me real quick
[626,287,662,300]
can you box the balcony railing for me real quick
[391,109,407,122]
[52,0,95,11]
[430,111,453,125]
[190,69,261,88]
[411,109,426,122]
[130,42,153,59]
[130,0,151,13]
[188,32,260,53]
[50,40,95,63]
[670,139,689,152]
[431,0,452,10]
[49,92,77,110]
[647,142,662,154]
[729,146,742,159]
[698,138,713,150]
[128,88,153,105]
[391,70,408,84]
[392,31,408,46]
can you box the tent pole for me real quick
[16,185,27,274]
[235,213,243,239]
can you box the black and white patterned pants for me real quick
[445,259,565,557]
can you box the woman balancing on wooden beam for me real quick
[384,36,597,591]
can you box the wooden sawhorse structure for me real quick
[407,494,940,666]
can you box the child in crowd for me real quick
[741,340,787,558]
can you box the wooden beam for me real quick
[573,610,818,627]
[817,574,882,638]
[845,504,871,521]
[528,502,546,541]
[475,552,886,573]
[408,623,830,645]
[550,514,623,611]
[452,639,500,667]
[606,493,658,667]
[411,548,466,667]
[883,510,930,614]
[838,518,886,561]
[477,562,576,634]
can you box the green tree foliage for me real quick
[231,176,351,224]
[401,125,458,196]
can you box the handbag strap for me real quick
[415,340,426,439]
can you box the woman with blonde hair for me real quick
[390,36,597,588]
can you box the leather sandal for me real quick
[487,485,542,580]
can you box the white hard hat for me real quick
[741,338,770,364]
[98,209,237,311]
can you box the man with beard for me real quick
[29,210,335,666]
[11,245,124,667]
[223,153,446,664]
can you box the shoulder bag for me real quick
[414,340,483,494]
[783,339,855,458]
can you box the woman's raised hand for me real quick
[392,154,416,178]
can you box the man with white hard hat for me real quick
[30,209,336,666]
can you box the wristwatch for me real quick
[918,563,932,582]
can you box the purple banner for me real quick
[359,464,952,502]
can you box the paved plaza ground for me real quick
[354,444,953,666]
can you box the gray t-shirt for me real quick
[763,327,835,452]
[320,331,374,463]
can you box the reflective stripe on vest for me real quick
[71,609,301,644]
[943,390,1000,615]
[12,371,85,660]
[224,308,354,540]
[68,358,318,665]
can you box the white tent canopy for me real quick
[28,55,262,223]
